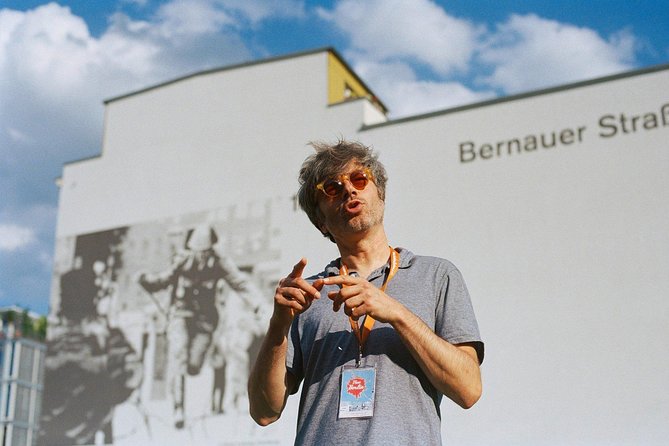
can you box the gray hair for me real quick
[297,139,388,242]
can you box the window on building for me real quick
[14,384,32,423]
[18,345,35,383]
[11,425,28,446]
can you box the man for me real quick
[138,223,259,428]
[248,140,484,445]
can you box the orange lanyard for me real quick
[340,247,400,365]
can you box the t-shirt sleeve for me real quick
[436,263,485,364]
[286,317,304,394]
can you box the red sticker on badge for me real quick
[347,377,366,398]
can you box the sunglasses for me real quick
[316,167,375,197]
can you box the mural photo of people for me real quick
[136,223,261,429]
[40,228,144,445]
[40,202,282,445]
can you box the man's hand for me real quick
[321,275,403,324]
[273,258,323,323]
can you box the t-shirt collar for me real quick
[325,247,414,280]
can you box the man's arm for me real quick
[391,309,482,408]
[323,275,482,409]
[136,254,184,292]
[247,259,322,425]
[217,255,261,310]
[247,314,295,425]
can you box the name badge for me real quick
[338,365,376,419]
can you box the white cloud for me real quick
[478,14,637,93]
[318,2,641,116]
[351,57,494,117]
[156,0,235,35]
[1,4,94,92]
[317,0,489,117]
[0,224,36,252]
[318,0,481,75]
[218,0,306,26]
[7,127,32,143]
[387,80,493,117]
[152,0,305,35]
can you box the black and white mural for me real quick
[40,201,283,445]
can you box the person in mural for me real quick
[137,223,260,429]
[210,294,266,414]
[248,140,484,445]
[40,255,143,446]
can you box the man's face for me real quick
[316,161,385,242]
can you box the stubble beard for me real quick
[332,198,385,237]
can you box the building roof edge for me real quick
[104,47,340,104]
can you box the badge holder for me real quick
[338,365,377,419]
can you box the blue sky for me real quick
[1,0,668,315]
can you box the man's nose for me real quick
[341,178,358,197]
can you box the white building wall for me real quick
[48,50,669,446]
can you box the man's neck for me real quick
[336,227,390,279]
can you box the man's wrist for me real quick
[268,312,293,338]
[387,302,418,330]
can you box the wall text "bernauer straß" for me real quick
[459,102,669,163]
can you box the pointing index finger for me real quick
[288,258,308,279]
[322,275,358,286]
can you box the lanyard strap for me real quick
[340,247,400,365]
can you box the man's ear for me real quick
[317,218,332,239]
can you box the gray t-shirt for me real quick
[286,248,484,445]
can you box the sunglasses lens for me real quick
[318,169,371,197]
[322,180,343,197]
[349,171,369,190]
